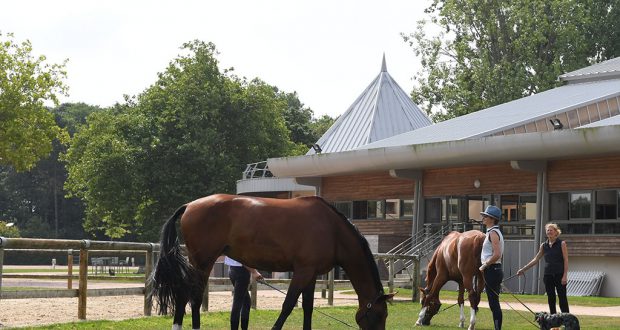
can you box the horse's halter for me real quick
[355,294,385,326]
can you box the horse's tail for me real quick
[149,204,192,315]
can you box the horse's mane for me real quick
[317,197,384,295]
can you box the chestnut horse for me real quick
[416,230,485,330]
[151,194,393,330]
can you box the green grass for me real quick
[1,268,70,274]
[11,301,619,330]
[384,287,620,307]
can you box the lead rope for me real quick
[257,279,355,328]
[481,271,539,328]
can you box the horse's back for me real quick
[179,194,344,272]
[457,230,485,274]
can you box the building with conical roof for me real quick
[308,55,431,155]
[237,55,430,197]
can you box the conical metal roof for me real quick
[307,55,431,155]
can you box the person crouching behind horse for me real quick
[479,205,505,330]
[517,223,570,315]
[225,256,263,330]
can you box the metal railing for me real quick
[242,161,273,180]
[567,271,606,296]
[383,224,451,280]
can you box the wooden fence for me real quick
[0,237,418,321]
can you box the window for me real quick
[367,200,384,219]
[333,202,352,218]
[519,195,537,221]
[447,198,460,221]
[595,190,617,220]
[385,199,400,219]
[500,195,518,222]
[401,199,414,218]
[425,198,442,223]
[570,192,591,219]
[549,193,569,221]
[352,201,368,219]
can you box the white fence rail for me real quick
[567,271,605,296]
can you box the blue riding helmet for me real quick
[480,205,502,220]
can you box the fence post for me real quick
[0,241,4,298]
[143,243,154,316]
[67,249,73,289]
[328,268,334,306]
[250,276,257,309]
[388,258,394,294]
[412,258,420,302]
[78,240,90,320]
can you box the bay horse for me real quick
[416,230,485,330]
[151,194,394,330]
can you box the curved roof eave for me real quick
[268,125,620,178]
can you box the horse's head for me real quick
[355,293,394,330]
[416,287,441,326]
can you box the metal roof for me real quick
[559,57,620,84]
[306,55,431,155]
[358,78,620,150]
[579,114,620,128]
[269,125,620,178]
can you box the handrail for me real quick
[241,161,273,180]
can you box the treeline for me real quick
[0,40,334,242]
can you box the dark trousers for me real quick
[484,265,504,330]
[229,266,251,330]
[543,273,569,314]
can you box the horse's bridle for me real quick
[355,294,384,325]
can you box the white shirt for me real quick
[224,256,242,267]
[481,226,504,264]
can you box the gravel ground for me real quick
[0,290,361,328]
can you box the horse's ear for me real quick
[379,293,396,304]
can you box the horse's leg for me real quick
[271,269,316,330]
[463,273,481,330]
[301,278,317,330]
[457,282,465,328]
[172,296,187,330]
[190,276,206,330]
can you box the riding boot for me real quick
[494,319,501,330]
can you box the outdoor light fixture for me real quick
[473,179,481,189]
[549,118,564,130]
[312,143,322,154]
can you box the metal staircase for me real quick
[383,224,452,281]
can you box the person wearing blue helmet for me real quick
[479,205,504,330]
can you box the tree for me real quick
[64,41,299,241]
[404,0,620,121]
[0,32,68,171]
[0,221,20,238]
[0,103,97,239]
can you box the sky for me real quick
[2,0,433,118]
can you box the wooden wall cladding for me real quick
[566,235,620,257]
[352,220,413,236]
[322,172,415,201]
[423,163,538,196]
[548,156,620,191]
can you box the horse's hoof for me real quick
[467,325,475,330]
[459,321,464,328]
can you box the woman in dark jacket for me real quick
[517,223,570,314]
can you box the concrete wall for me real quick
[571,256,620,297]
